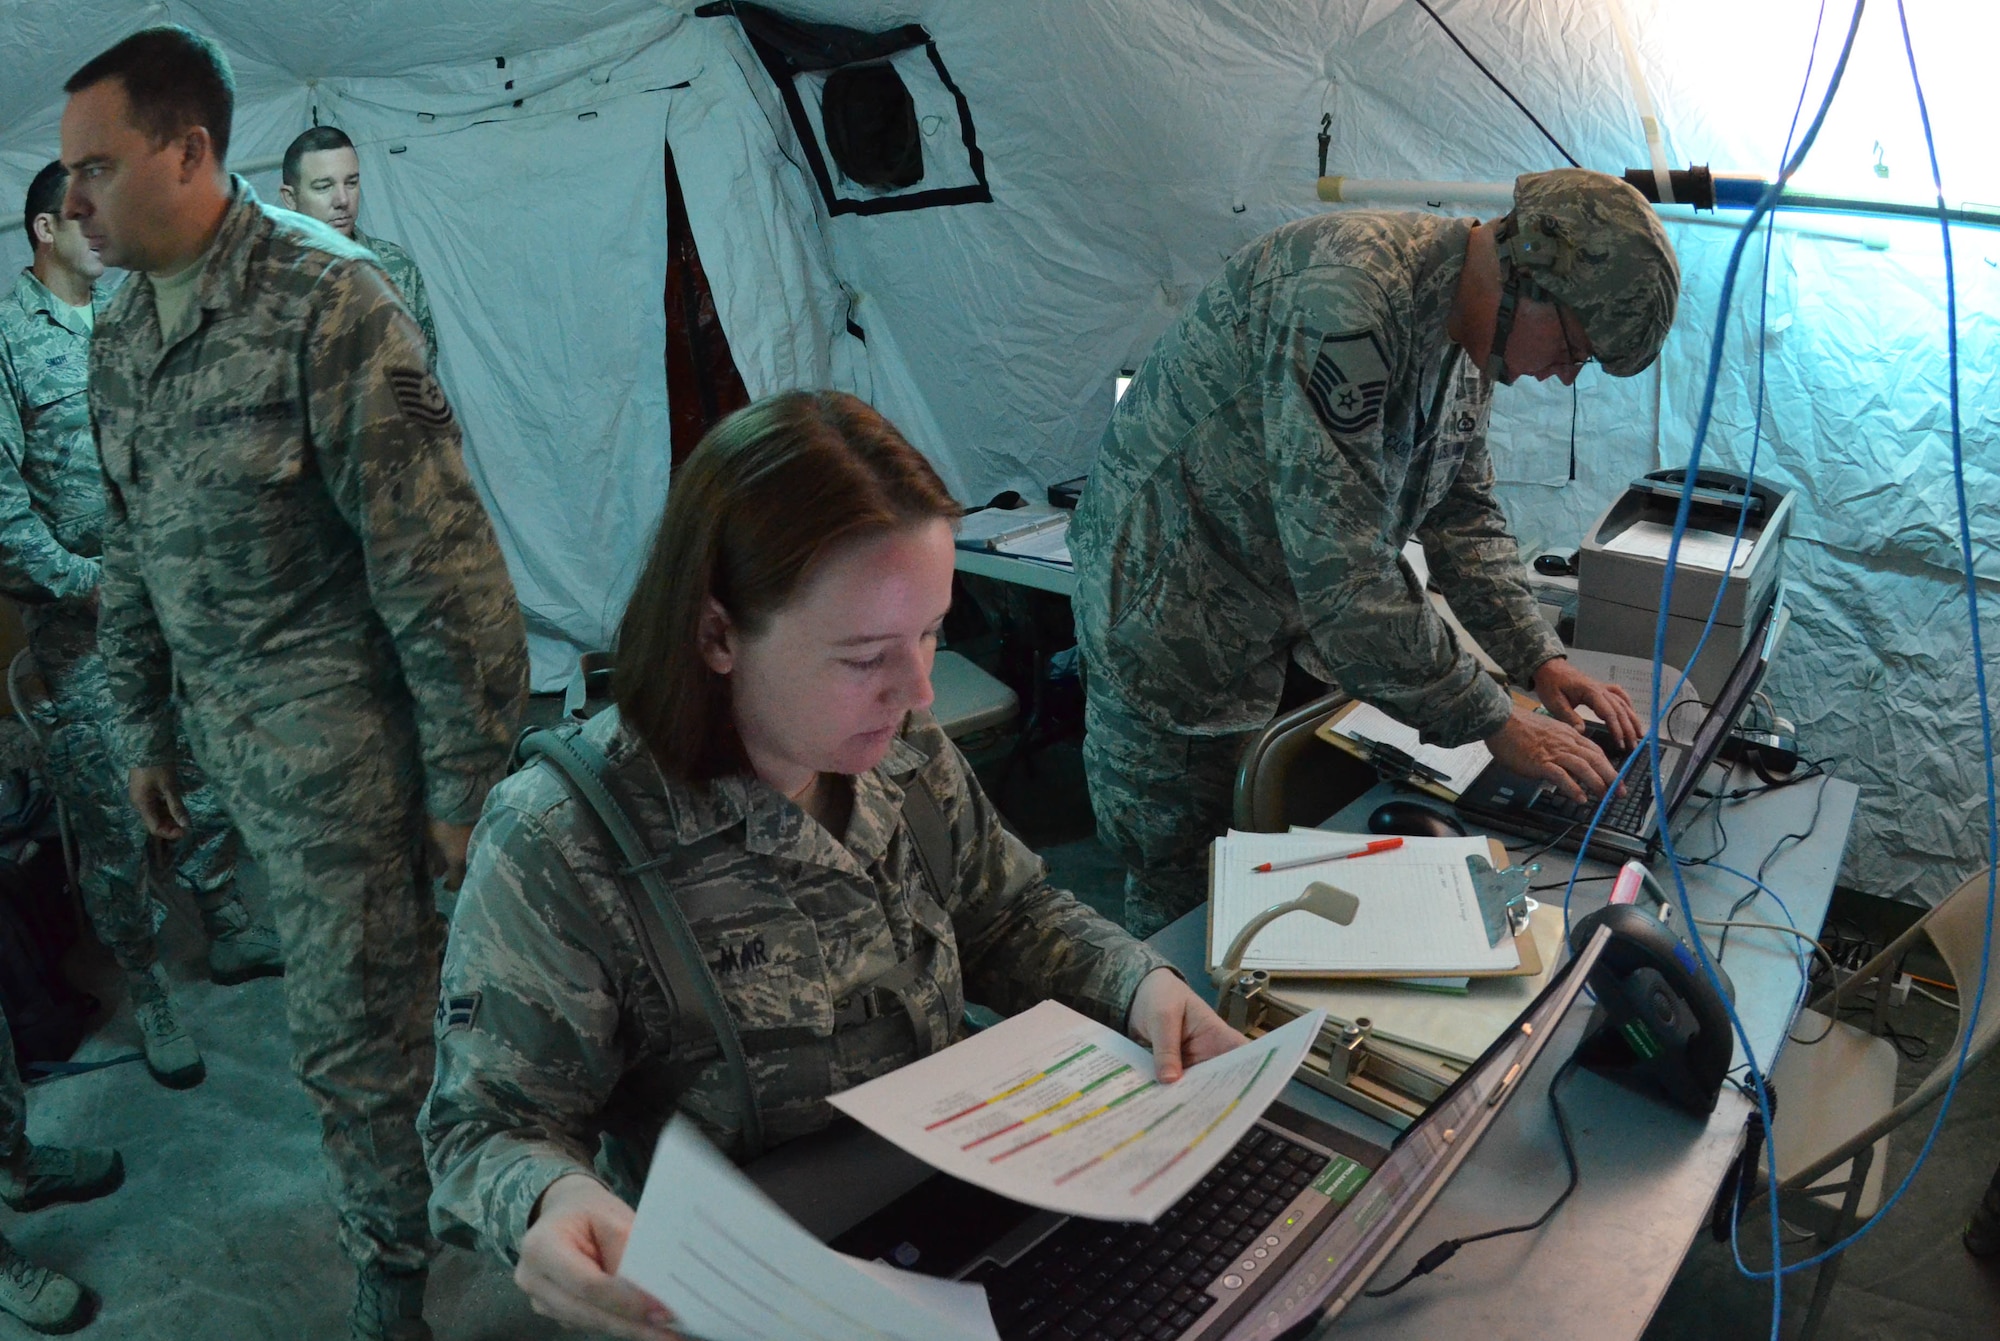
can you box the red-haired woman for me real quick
[422,391,1242,1340]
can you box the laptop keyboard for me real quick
[1525,734,1654,834]
[965,1124,1331,1341]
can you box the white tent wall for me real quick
[0,1,1993,904]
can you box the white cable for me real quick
[1913,983,1960,1012]
[1691,916,1836,979]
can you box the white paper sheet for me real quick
[1210,832,1519,975]
[1327,702,1492,797]
[619,1116,1000,1341]
[830,1000,1324,1224]
[1601,519,1757,573]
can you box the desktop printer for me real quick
[1573,469,1795,702]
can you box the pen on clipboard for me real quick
[1251,837,1403,873]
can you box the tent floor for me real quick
[4,723,1992,1340]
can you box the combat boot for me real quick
[197,889,285,986]
[0,1141,124,1212]
[125,964,205,1089]
[351,1264,431,1341]
[0,1237,94,1334]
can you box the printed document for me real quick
[831,1000,1324,1223]
[619,1115,1000,1341]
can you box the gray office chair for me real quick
[1753,863,2000,1340]
[1231,690,1376,833]
[6,647,80,898]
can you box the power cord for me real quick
[1363,1054,1585,1298]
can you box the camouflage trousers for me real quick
[1081,688,1253,939]
[29,611,239,970]
[182,678,441,1274]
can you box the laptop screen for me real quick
[1222,925,1612,1338]
[1657,590,1785,821]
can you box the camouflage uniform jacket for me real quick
[0,270,109,614]
[354,229,438,368]
[423,706,1173,1261]
[88,179,526,822]
[1070,211,1564,747]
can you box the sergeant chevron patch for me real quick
[1305,330,1389,436]
[388,368,455,429]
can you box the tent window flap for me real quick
[698,1,992,216]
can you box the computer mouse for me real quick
[984,490,1027,510]
[1366,799,1467,838]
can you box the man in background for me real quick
[280,126,439,365]
[0,160,282,1093]
[61,26,526,1340]
[1072,170,1677,936]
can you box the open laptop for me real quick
[1455,592,1787,862]
[830,929,1609,1341]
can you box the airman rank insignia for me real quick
[438,992,481,1033]
[1305,330,1390,436]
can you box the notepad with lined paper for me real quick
[1206,830,1522,977]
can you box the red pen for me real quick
[1251,837,1403,873]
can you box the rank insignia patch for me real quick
[389,368,455,429]
[438,992,481,1033]
[1305,331,1390,436]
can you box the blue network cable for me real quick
[1643,4,1862,1325]
[1533,4,1867,1335]
[1711,0,2000,1290]
[1641,1,1997,1329]
[1550,0,1829,942]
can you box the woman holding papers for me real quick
[421,391,1243,1341]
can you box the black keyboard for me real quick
[967,1125,1331,1341]
[1526,734,1654,833]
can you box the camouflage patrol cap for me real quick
[1500,168,1680,377]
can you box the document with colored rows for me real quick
[830,999,1324,1223]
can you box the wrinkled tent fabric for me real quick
[0,0,1992,906]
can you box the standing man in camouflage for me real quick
[1071,170,1678,935]
[2,160,284,1094]
[280,126,439,366]
[60,27,526,1341]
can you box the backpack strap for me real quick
[898,776,955,932]
[517,726,768,1160]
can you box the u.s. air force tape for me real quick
[388,367,455,429]
[1304,330,1389,436]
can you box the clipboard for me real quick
[1312,693,1547,802]
[1312,700,1466,802]
[1212,847,1556,1128]
[1205,837,1543,982]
